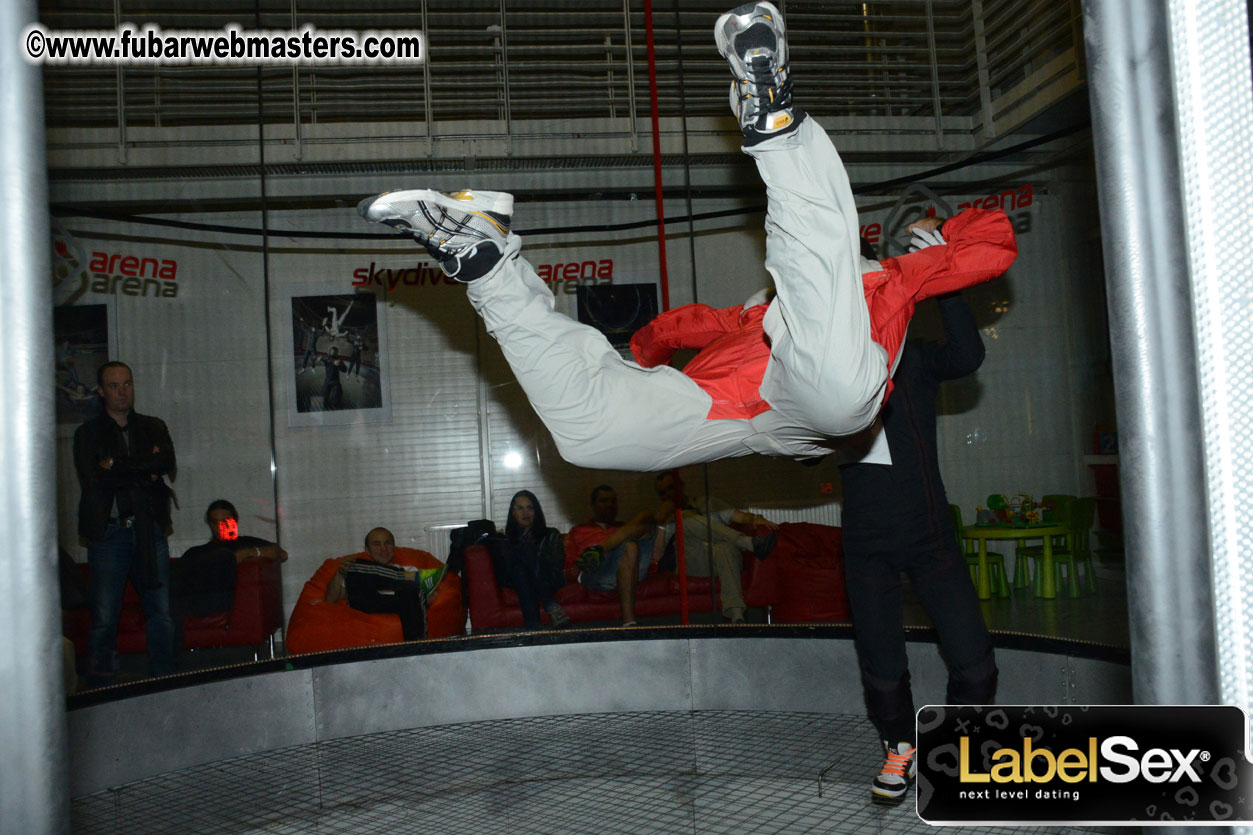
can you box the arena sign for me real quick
[52,222,179,302]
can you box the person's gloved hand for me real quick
[908,227,946,252]
[741,286,773,310]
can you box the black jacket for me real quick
[841,293,985,553]
[73,410,175,541]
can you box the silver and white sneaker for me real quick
[714,2,802,144]
[358,188,513,282]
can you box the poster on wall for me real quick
[53,301,117,430]
[286,290,392,428]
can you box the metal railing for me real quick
[39,0,1084,148]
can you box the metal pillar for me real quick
[0,1,70,833]
[1162,0,1253,764]
[1081,0,1220,708]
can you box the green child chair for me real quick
[1012,494,1075,589]
[950,504,1010,598]
[1018,496,1097,597]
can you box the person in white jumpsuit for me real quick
[359,2,888,472]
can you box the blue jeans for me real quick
[87,521,177,683]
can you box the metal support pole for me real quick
[114,0,127,164]
[1162,0,1253,729]
[290,0,303,160]
[497,0,512,155]
[1,0,70,832]
[623,0,638,152]
[1081,0,1220,712]
[970,0,996,138]
[923,0,944,141]
[421,0,432,155]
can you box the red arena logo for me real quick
[534,259,614,283]
[955,184,1034,213]
[85,250,179,298]
[860,184,1035,246]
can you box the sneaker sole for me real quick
[871,776,915,805]
[715,1,785,66]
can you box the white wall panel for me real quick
[55,216,275,563]
[265,231,488,615]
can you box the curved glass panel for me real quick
[45,1,1125,699]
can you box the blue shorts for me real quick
[579,532,656,592]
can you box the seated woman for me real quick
[499,490,571,630]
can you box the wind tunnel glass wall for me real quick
[44,0,1124,695]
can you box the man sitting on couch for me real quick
[567,485,664,627]
[653,472,779,624]
[178,499,286,619]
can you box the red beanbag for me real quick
[286,547,465,653]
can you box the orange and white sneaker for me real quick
[872,740,917,805]
[714,2,803,145]
[358,189,512,282]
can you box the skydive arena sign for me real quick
[917,705,1253,825]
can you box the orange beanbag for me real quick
[285,547,465,653]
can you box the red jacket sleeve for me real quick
[889,208,1017,300]
[630,304,745,368]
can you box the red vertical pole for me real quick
[643,0,686,623]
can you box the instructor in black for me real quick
[74,361,178,687]
[838,247,999,804]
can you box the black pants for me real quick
[322,381,343,410]
[345,572,426,640]
[503,555,564,629]
[843,534,997,745]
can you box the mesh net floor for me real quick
[73,710,1125,834]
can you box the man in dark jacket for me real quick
[837,219,999,805]
[73,361,177,687]
[177,499,286,619]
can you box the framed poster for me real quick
[285,290,392,428]
[53,301,117,429]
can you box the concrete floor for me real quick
[71,711,1131,835]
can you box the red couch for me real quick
[64,558,284,658]
[464,522,847,629]
[767,523,850,623]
